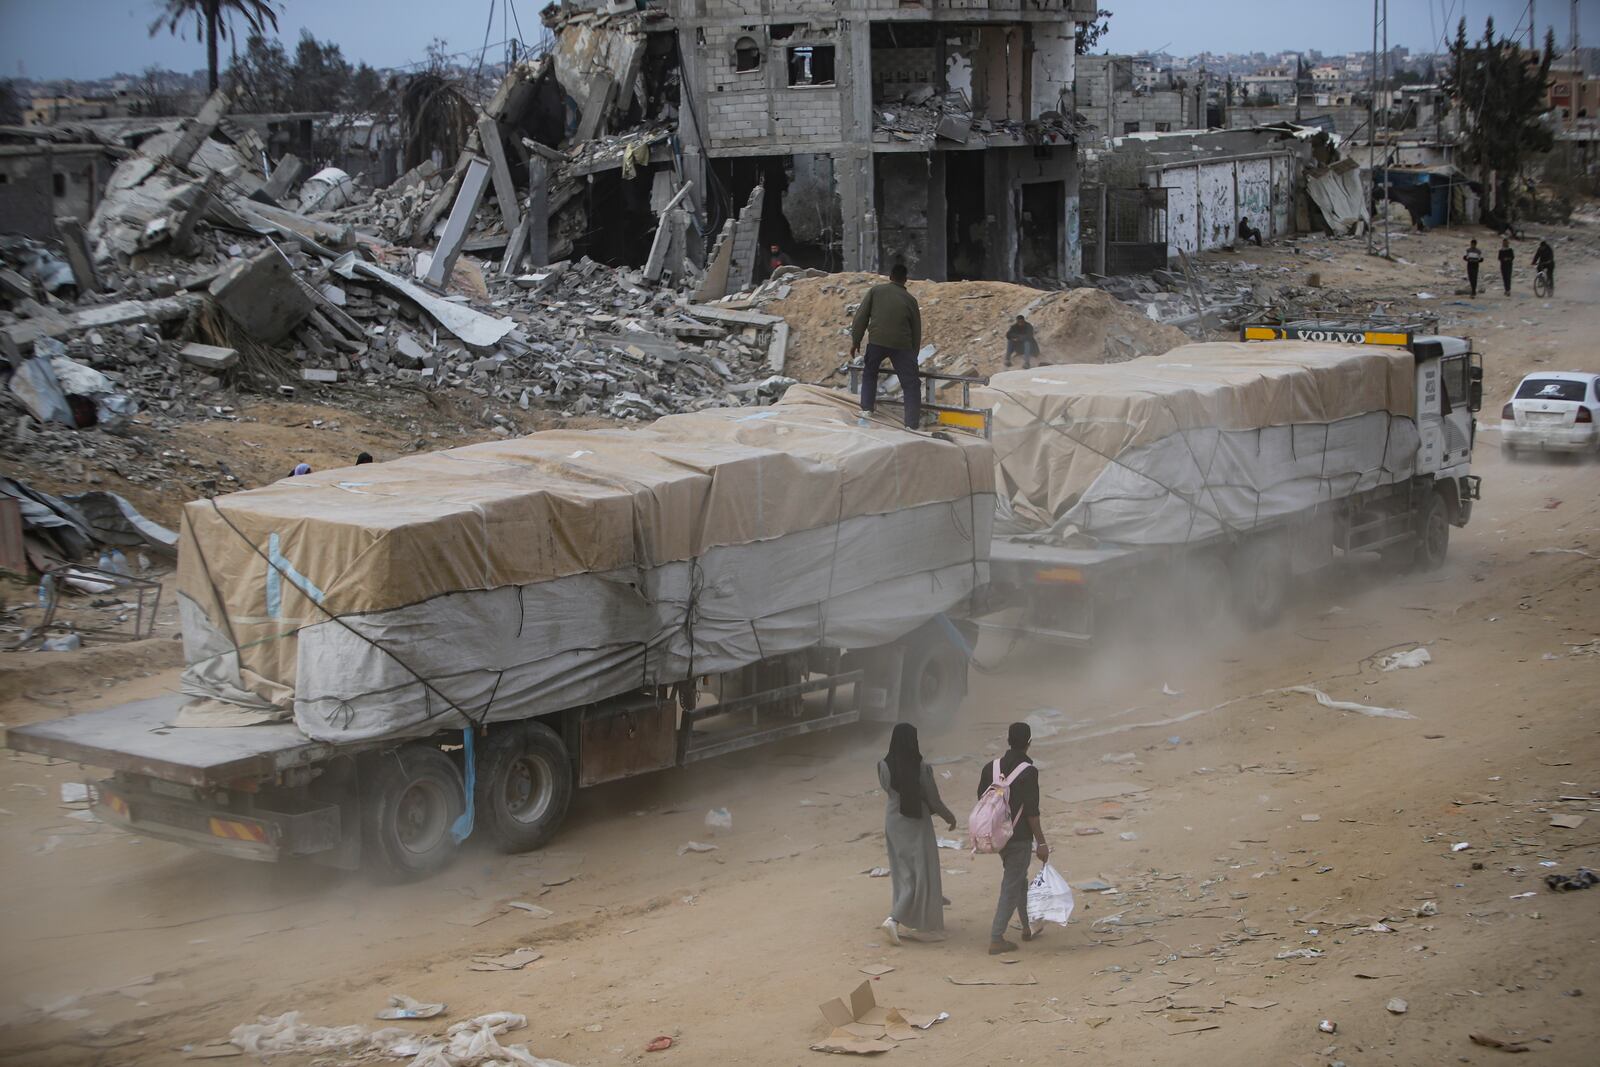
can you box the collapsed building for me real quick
[525,0,1100,289]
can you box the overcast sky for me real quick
[0,0,1590,82]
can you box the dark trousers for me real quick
[861,342,921,428]
[1501,262,1513,294]
[1004,340,1037,369]
[990,835,1032,941]
[1538,262,1554,291]
[1466,261,1480,296]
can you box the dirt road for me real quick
[2,232,1597,1067]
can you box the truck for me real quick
[6,390,990,877]
[978,320,1483,643]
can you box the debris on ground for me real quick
[375,994,445,1020]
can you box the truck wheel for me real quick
[362,744,464,879]
[1230,540,1289,629]
[1414,491,1450,570]
[475,722,573,854]
[900,634,967,729]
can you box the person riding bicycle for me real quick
[1533,239,1555,295]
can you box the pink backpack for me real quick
[968,758,1031,854]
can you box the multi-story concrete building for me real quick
[543,0,1097,284]
[1076,55,1205,143]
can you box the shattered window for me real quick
[788,46,835,87]
[735,37,761,73]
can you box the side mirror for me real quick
[1469,365,1484,412]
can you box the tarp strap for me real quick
[450,727,476,844]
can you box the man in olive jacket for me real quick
[851,262,922,427]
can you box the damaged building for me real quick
[535,0,1099,289]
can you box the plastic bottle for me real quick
[98,551,112,572]
[37,573,55,611]
[110,549,128,576]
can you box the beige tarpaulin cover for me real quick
[976,341,1419,544]
[177,386,994,740]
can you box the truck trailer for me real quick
[7,387,992,876]
[979,321,1483,642]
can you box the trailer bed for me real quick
[5,696,335,787]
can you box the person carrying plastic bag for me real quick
[970,721,1050,955]
[1027,863,1074,927]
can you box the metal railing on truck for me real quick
[844,365,992,437]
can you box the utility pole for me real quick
[1379,0,1390,258]
[1530,0,1537,51]
[1367,0,1377,254]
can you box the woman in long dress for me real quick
[877,722,956,944]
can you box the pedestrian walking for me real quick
[877,723,956,945]
[1463,239,1483,297]
[1533,239,1555,295]
[1498,237,1515,296]
[851,262,923,428]
[1004,315,1039,369]
[976,721,1048,955]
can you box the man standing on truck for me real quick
[851,262,923,428]
[1005,315,1039,369]
[977,721,1049,955]
[1463,239,1483,297]
[1498,237,1516,296]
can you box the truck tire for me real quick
[1414,491,1450,570]
[475,721,573,854]
[900,632,967,729]
[362,744,464,879]
[1230,539,1289,630]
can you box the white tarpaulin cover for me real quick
[177,386,993,741]
[977,341,1419,546]
[1306,158,1370,234]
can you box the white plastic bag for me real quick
[1027,863,1075,926]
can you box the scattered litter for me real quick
[375,995,444,1021]
[815,980,947,1055]
[59,783,91,805]
[947,974,1038,986]
[1469,1032,1530,1053]
[1318,1019,1337,1034]
[1386,997,1408,1015]
[1416,901,1439,917]
[505,901,553,918]
[469,948,543,972]
[1510,892,1537,900]
[863,867,890,878]
[40,634,83,652]
[859,964,896,977]
[1281,685,1414,719]
[705,807,733,833]
[1545,868,1598,892]
[677,841,718,855]
[1161,683,1182,697]
[936,837,962,850]
[1227,997,1277,1010]
[1074,879,1115,892]
[1301,814,1321,823]
[1549,814,1586,830]
[646,1036,673,1052]
[1118,831,1139,841]
[1451,842,1471,852]
[1276,949,1324,960]
[1378,647,1432,671]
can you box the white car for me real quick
[1501,372,1600,457]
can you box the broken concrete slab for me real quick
[54,216,101,294]
[262,153,305,201]
[1,294,202,362]
[477,115,523,235]
[300,368,339,383]
[178,342,239,371]
[643,181,694,283]
[424,156,492,290]
[208,248,314,345]
[165,87,231,171]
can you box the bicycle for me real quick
[1533,267,1552,298]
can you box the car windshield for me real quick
[1515,379,1587,402]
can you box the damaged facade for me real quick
[539,0,1099,288]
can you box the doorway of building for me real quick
[1019,180,1063,279]
[945,151,986,280]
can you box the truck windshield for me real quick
[1515,379,1586,402]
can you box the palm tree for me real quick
[148,0,281,94]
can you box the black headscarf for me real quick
[886,722,923,819]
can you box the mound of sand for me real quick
[764,272,1189,385]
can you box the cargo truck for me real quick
[979,320,1483,643]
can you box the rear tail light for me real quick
[1501,403,1514,420]
[1578,407,1594,424]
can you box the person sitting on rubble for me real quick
[851,261,923,429]
[767,243,792,277]
[1237,215,1264,248]
[1004,315,1039,369]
